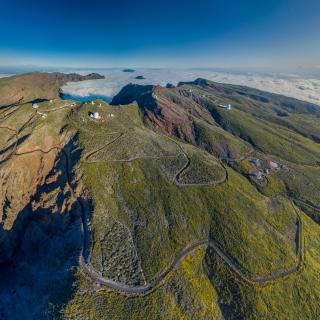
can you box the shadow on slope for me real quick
[0,138,87,319]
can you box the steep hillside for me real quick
[112,79,320,219]
[0,72,104,106]
[0,75,320,319]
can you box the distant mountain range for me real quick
[0,72,104,106]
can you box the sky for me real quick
[0,0,319,70]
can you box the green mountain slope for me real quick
[0,74,319,319]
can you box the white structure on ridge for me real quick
[269,161,279,169]
[32,103,39,109]
[37,111,47,118]
[223,104,232,110]
[90,112,101,120]
[64,102,76,107]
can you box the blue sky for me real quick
[0,0,319,69]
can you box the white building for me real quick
[32,103,39,109]
[91,101,95,105]
[223,104,232,110]
[269,161,279,169]
[90,112,101,120]
[64,103,75,107]
[37,111,47,118]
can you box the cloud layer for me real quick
[60,69,320,106]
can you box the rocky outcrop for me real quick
[111,83,154,106]
[122,69,135,73]
[135,75,145,80]
[111,83,211,142]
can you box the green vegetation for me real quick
[63,248,223,320]
[75,102,298,281]
[1,75,320,319]
[177,143,226,185]
[205,213,320,319]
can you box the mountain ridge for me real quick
[0,72,105,106]
[0,73,319,319]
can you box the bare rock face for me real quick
[111,83,209,142]
[0,124,71,263]
[0,119,85,318]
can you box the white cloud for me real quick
[0,74,13,78]
[61,69,320,106]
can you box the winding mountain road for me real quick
[1,132,304,295]
[61,126,304,293]
[0,106,305,295]
[83,130,228,187]
[79,216,303,294]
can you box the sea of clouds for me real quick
[1,68,318,105]
[61,69,320,105]
[0,73,13,78]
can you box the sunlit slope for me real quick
[1,74,320,319]
[112,79,320,219]
[62,101,307,318]
[0,72,104,106]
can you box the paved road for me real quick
[78,196,303,293]
[0,110,304,295]
[65,127,304,293]
[84,130,228,187]
[2,132,304,295]
[173,151,228,187]
[80,221,303,294]
[83,132,124,161]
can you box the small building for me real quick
[50,100,53,104]
[37,111,47,118]
[269,161,279,169]
[91,101,95,105]
[89,112,101,120]
[32,103,39,109]
[64,103,75,107]
[223,104,232,110]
